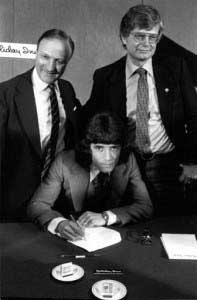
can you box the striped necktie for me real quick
[41,84,60,180]
[135,68,150,153]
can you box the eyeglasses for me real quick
[130,32,159,44]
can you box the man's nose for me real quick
[48,59,56,71]
[142,36,151,45]
[104,149,113,160]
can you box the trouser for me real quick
[135,150,185,217]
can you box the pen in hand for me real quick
[70,214,85,239]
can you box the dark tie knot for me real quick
[93,172,110,189]
[136,67,147,77]
[48,83,56,92]
[98,172,110,184]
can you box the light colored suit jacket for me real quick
[27,150,153,228]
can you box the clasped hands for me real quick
[56,211,106,241]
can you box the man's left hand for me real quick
[179,164,197,184]
[78,211,105,227]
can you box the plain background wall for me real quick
[0,0,197,104]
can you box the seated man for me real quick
[27,112,152,240]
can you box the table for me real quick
[1,216,197,299]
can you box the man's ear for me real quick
[120,35,127,49]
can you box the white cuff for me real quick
[105,210,117,226]
[47,217,66,235]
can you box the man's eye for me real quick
[135,34,145,40]
[112,147,120,151]
[95,146,103,151]
[149,35,158,41]
[42,54,49,59]
[57,60,66,65]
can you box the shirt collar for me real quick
[90,165,100,183]
[89,164,112,183]
[126,55,153,79]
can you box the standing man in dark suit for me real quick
[84,5,197,217]
[27,112,152,240]
[0,29,82,221]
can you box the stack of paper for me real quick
[69,227,121,252]
[161,233,197,260]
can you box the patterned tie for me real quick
[135,68,150,153]
[41,84,60,180]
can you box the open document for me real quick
[161,233,197,260]
[68,227,121,252]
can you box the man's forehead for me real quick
[131,25,160,34]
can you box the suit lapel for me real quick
[14,70,42,158]
[153,59,175,135]
[108,56,127,117]
[69,164,89,211]
[103,163,127,209]
[58,80,73,119]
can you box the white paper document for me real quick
[68,227,121,252]
[161,233,197,260]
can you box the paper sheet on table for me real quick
[68,227,121,252]
[161,233,197,259]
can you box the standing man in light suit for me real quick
[84,5,197,217]
[0,29,82,221]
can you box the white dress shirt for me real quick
[126,56,174,154]
[32,68,66,154]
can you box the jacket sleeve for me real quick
[27,153,65,228]
[110,154,153,225]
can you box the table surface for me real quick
[1,216,197,300]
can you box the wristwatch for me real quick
[102,211,109,226]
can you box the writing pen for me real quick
[60,254,100,258]
[70,214,83,229]
[69,214,86,240]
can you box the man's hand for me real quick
[179,164,197,184]
[78,211,106,227]
[56,219,85,241]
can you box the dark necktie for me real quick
[85,172,110,211]
[93,172,110,194]
[41,84,60,180]
[135,68,150,153]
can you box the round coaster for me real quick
[51,263,84,282]
[92,279,127,300]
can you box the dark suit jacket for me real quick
[27,150,153,228]
[84,56,197,164]
[0,69,82,221]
